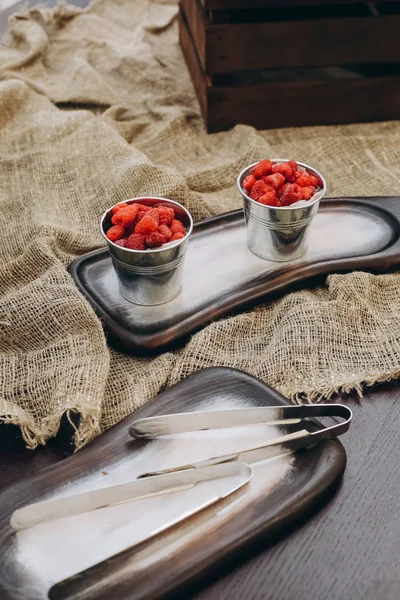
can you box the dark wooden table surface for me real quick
[1,382,399,600]
[1,3,399,599]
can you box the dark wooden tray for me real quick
[68,196,400,356]
[0,368,347,600]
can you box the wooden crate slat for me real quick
[186,0,400,74]
[208,76,400,131]
[181,0,207,68]
[179,7,208,122]
[200,0,400,10]
[179,11,400,132]
[207,17,400,74]
[206,2,400,24]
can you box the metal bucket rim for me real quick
[111,252,185,275]
[237,159,327,211]
[100,196,194,255]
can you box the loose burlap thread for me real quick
[1,0,400,449]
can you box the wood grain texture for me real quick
[69,197,400,355]
[0,368,346,600]
[0,381,399,600]
[179,6,208,120]
[191,382,400,600]
[179,9,400,131]
[206,74,400,131]
[181,0,208,69]
[200,0,400,9]
[191,0,400,74]
[206,16,400,73]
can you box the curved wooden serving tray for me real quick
[69,196,400,355]
[0,368,347,600]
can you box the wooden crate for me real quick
[200,0,400,9]
[179,0,400,132]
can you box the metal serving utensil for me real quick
[129,404,352,477]
[10,461,252,532]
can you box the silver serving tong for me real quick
[10,461,252,532]
[129,404,352,477]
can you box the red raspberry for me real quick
[133,204,152,223]
[170,219,186,235]
[136,210,148,223]
[146,209,160,226]
[301,186,316,200]
[157,206,175,226]
[106,225,125,242]
[262,176,276,188]
[242,174,256,191]
[275,185,285,198]
[124,223,135,236]
[134,214,158,235]
[114,238,128,247]
[112,202,128,214]
[111,204,139,227]
[287,160,298,174]
[280,183,293,195]
[251,159,272,179]
[263,173,285,190]
[250,179,269,201]
[171,232,186,241]
[126,233,145,250]
[296,173,315,187]
[309,175,319,187]
[280,194,296,207]
[271,162,292,179]
[258,190,279,206]
[146,231,167,248]
[280,183,303,206]
[158,224,172,241]
[294,169,305,179]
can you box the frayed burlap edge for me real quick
[292,368,400,404]
[0,405,101,450]
[1,0,400,450]
[3,365,398,451]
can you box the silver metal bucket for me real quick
[237,160,327,262]
[100,197,193,305]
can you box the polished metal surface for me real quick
[130,404,351,439]
[49,463,252,597]
[100,197,193,306]
[85,200,395,336]
[13,394,294,595]
[130,407,301,438]
[130,404,352,477]
[238,160,327,261]
[10,462,252,532]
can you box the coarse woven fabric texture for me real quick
[0,0,400,449]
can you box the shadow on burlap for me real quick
[0,0,400,449]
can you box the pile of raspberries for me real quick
[105,202,187,250]
[242,159,321,207]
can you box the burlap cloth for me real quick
[1,0,400,449]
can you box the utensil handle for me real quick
[10,462,252,531]
[130,404,352,439]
